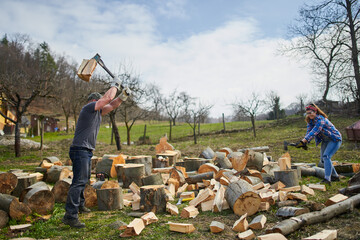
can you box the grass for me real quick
[1,115,360,239]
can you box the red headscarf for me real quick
[305,105,317,112]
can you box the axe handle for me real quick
[93,53,115,79]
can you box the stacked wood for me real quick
[22,181,54,215]
[96,154,118,176]
[168,222,195,233]
[276,207,309,218]
[140,185,167,213]
[127,155,152,176]
[180,205,199,218]
[274,170,299,187]
[166,202,178,215]
[237,229,256,240]
[325,194,348,206]
[303,229,337,240]
[0,193,31,220]
[249,214,267,229]
[46,166,71,184]
[209,221,225,233]
[266,193,360,236]
[0,172,18,194]
[232,213,248,232]
[51,178,72,203]
[199,146,215,159]
[0,209,9,228]
[97,187,123,210]
[110,154,125,178]
[120,218,145,237]
[142,173,163,186]
[84,184,97,208]
[121,164,145,188]
[141,212,158,225]
[225,179,261,216]
[11,174,36,197]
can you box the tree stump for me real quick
[19,181,49,202]
[0,172,18,195]
[51,178,72,203]
[84,184,97,208]
[126,155,152,176]
[114,164,125,183]
[141,173,163,186]
[156,151,178,166]
[45,166,71,184]
[110,154,125,178]
[274,170,299,187]
[183,158,211,172]
[140,185,167,213]
[95,154,118,176]
[96,187,123,211]
[22,183,55,215]
[225,179,261,216]
[0,209,9,228]
[0,193,31,220]
[153,156,169,168]
[122,164,145,188]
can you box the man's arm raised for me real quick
[101,87,131,116]
[94,87,118,111]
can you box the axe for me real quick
[284,141,308,151]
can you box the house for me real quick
[0,96,16,135]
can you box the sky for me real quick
[0,0,316,118]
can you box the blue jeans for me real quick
[65,147,92,219]
[320,140,341,181]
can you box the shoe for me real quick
[62,217,85,228]
[331,176,340,182]
[79,206,91,213]
[319,179,331,186]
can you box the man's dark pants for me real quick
[64,146,92,220]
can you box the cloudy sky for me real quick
[0,0,316,117]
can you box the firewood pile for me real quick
[1,137,360,239]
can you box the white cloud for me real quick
[0,0,313,117]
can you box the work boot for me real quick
[319,179,331,186]
[62,217,85,228]
[79,206,91,213]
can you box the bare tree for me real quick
[162,89,191,126]
[0,34,58,156]
[147,83,163,121]
[266,91,285,120]
[232,92,263,138]
[296,93,308,115]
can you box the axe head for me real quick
[77,58,98,82]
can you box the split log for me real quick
[186,172,214,184]
[276,207,309,218]
[301,185,315,196]
[199,146,215,159]
[232,213,248,232]
[0,172,18,194]
[281,185,301,192]
[169,167,186,185]
[168,222,195,233]
[218,147,233,156]
[96,187,123,211]
[303,229,337,240]
[277,200,298,208]
[262,163,280,176]
[259,202,270,211]
[278,152,291,171]
[179,192,195,199]
[348,171,360,186]
[11,174,36,197]
[200,199,214,211]
[96,154,118,176]
[261,173,276,184]
[225,179,261,216]
[0,193,31,220]
[141,212,158,225]
[198,163,219,174]
[43,156,62,165]
[212,185,225,212]
[120,218,145,237]
[29,172,43,181]
[209,221,225,233]
[183,158,212,172]
[141,173,163,186]
[237,229,256,240]
[110,154,125,178]
[228,151,248,172]
[126,155,152,176]
[156,151,179,166]
[266,193,360,236]
[166,202,178,215]
[189,188,214,207]
[247,169,263,180]
[176,183,188,196]
[129,182,140,195]
[246,150,264,171]
[167,178,179,191]
[46,165,71,184]
[339,184,360,196]
[122,164,145,188]
[249,214,267,230]
[155,136,174,154]
[181,205,199,218]
[285,193,307,202]
[291,166,302,180]
[9,223,32,232]
[91,156,100,170]
[214,152,232,169]
[274,170,299,187]
[51,178,72,203]
[258,233,287,240]
[325,193,348,206]
[22,183,55,215]
[140,185,167,213]
[308,184,326,192]
[84,184,97,208]
[0,209,9,228]
[242,176,262,186]
[270,181,286,191]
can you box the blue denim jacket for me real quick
[304,114,342,146]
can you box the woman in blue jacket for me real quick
[297,103,342,185]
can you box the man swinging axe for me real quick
[62,64,131,228]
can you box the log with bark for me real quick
[198,163,219,174]
[0,193,31,220]
[225,179,261,216]
[84,184,97,208]
[186,172,214,184]
[276,207,310,218]
[348,171,360,186]
[246,150,265,171]
[238,146,270,153]
[51,178,72,203]
[22,182,55,215]
[182,158,212,172]
[0,172,18,195]
[199,146,216,159]
[156,151,179,166]
[214,152,232,169]
[11,174,37,197]
[0,209,9,228]
[126,155,152,176]
[140,185,167,213]
[210,221,225,233]
[299,166,316,177]
[274,170,299,187]
[96,154,118,176]
[19,181,49,202]
[121,164,145,188]
[339,184,360,196]
[266,193,360,236]
[141,173,163,186]
[45,165,71,184]
[228,151,248,172]
[96,187,123,211]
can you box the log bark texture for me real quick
[51,178,72,203]
[140,185,167,213]
[274,170,299,187]
[0,193,31,220]
[0,209,9,228]
[122,164,145,188]
[96,187,123,211]
[11,175,36,197]
[141,173,163,186]
[126,155,152,176]
[23,183,55,215]
[183,158,211,172]
[186,172,214,184]
[0,172,18,195]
